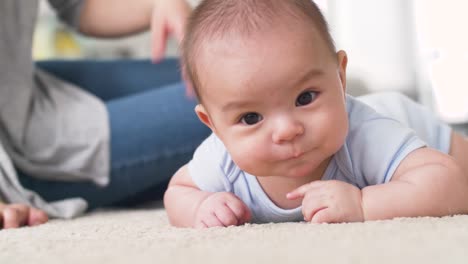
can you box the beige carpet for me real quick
[1,205,468,264]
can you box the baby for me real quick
[164,0,468,228]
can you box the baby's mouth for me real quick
[292,150,304,158]
[282,149,306,161]
[276,144,309,161]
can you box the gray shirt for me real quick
[0,0,109,218]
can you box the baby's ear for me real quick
[337,50,348,94]
[195,104,215,131]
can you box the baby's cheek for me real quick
[231,147,269,173]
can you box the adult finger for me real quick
[170,2,191,44]
[181,69,196,98]
[3,207,27,229]
[0,202,4,224]
[151,14,168,62]
[28,208,49,226]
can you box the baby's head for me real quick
[183,0,349,179]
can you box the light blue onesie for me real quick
[188,93,452,223]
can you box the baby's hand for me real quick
[287,180,364,223]
[195,192,251,228]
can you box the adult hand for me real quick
[194,192,251,228]
[150,0,192,62]
[0,202,48,229]
[287,180,364,223]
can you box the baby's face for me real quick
[195,23,349,179]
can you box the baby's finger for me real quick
[301,196,328,222]
[241,206,252,224]
[311,208,335,224]
[215,205,239,227]
[287,184,313,200]
[226,199,251,224]
[202,214,225,228]
[195,221,208,229]
[287,181,326,200]
[304,206,328,222]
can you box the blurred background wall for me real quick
[33,0,467,127]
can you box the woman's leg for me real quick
[18,82,210,209]
[36,59,182,101]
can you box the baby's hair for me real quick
[182,0,336,101]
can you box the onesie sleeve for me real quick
[48,0,84,28]
[347,117,427,187]
[188,133,233,193]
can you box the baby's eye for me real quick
[240,112,263,125]
[296,91,317,106]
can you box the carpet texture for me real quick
[1,207,468,264]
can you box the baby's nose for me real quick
[272,118,304,144]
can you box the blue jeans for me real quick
[18,59,210,209]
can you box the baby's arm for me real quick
[287,147,468,223]
[164,164,251,228]
[362,147,468,220]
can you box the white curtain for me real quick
[326,0,420,98]
[326,0,468,123]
